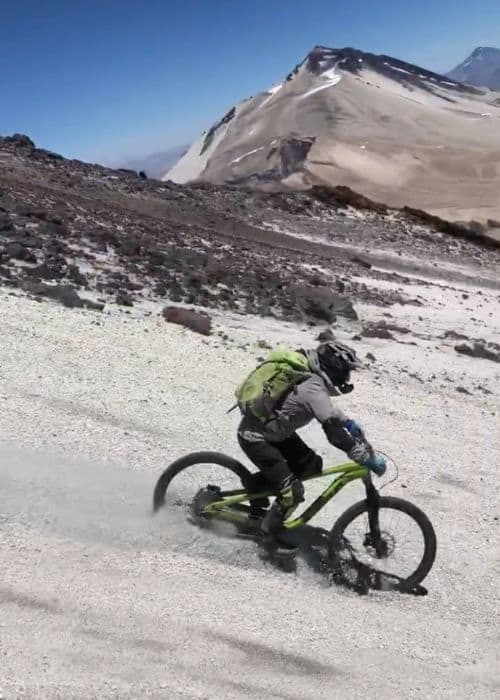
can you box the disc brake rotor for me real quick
[363,531,396,558]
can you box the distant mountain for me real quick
[123,144,188,179]
[448,47,500,90]
[163,45,500,222]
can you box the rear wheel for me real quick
[152,451,253,523]
[329,496,437,589]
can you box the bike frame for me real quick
[202,462,374,530]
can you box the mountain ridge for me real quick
[164,45,500,223]
[448,46,500,90]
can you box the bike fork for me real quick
[364,477,385,556]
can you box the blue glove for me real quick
[343,419,365,440]
[363,453,387,477]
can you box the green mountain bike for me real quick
[153,451,437,591]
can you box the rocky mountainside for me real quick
[1,133,499,329]
[448,47,500,90]
[164,45,500,223]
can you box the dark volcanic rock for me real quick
[316,328,335,342]
[361,324,394,340]
[20,281,102,310]
[119,238,142,257]
[0,212,13,231]
[442,329,469,341]
[3,242,36,262]
[162,306,212,335]
[0,132,498,326]
[293,285,357,322]
[455,340,500,363]
[311,185,388,214]
[4,134,35,149]
[115,291,134,307]
[361,320,410,339]
[351,255,372,269]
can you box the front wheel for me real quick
[329,496,437,589]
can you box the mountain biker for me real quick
[236,341,387,552]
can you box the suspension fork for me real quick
[363,474,383,551]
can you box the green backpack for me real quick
[235,349,312,423]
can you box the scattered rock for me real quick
[361,324,394,340]
[361,320,411,339]
[366,352,377,362]
[3,242,36,262]
[5,133,35,149]
[0,212,13,231]
[119,238,141,257]
[162,306,212,335]
[115,291,134,307]
[316,328,335,342]
[293,285,357,322]
[455,386,472,395]
[18,234,43,249]
[20,281,103,310]
[351,255,372,269]
[455,340,500,363]
[82,298,105,311]
[383,322,411,334]
[256,339,272,349]
[442,330,469,341]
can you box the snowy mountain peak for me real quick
[163,44,500,223]
[299,46,469,90]
[448,47,500,89]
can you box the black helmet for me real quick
[316,341,360,393]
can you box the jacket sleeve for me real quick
[303,376,370,459]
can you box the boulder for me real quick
[316,328,335,342]
[115,291,134,307]
[361,320,410,339]
[5,133,35,149]
[0,212,13,232]
[442,330,469,341]
[119,238,142,257]
[3,242,36,262]
[162,306,212,335]
[20,281,103,311]
[361,324,393,340]
[293,285,357,323]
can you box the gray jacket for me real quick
[238,374,347,443]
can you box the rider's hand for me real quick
[363,453,387,477]
[343,419,365,440]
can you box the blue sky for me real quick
[1,0,499,164]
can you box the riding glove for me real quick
[362,453,387,476]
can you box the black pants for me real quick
[238,431,323,492]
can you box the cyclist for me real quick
[236,341,387,552]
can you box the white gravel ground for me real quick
[0,268,499,699]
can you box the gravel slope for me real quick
[0,270,499,699]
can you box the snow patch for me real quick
[230,147,265,165]
[384,62,411,76]
[299,65,342,100]
[259,83,283,109]
[163,116,234,183]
